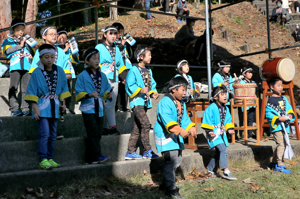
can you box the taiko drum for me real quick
[233,83,257,104]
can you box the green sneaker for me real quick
[48,159,61,168]
[39,159,53,170]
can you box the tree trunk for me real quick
[134,0,145,9]
[83,4,90,26]
[25,0,38,38]
[0,0,12,50]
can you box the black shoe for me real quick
[109,127,120,135]
[102,128,110,136]
[166,189,184,199]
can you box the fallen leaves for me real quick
[204,187,215,192]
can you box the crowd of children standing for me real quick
[1,18,297,199]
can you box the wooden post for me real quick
[231,99,235,144]
[243,98,248,145]
[255,98,260,145]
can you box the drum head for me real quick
[278,58,295,82]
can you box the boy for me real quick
[75,48,112,164]
[125,45,159,160]
[96,26,127,135]
[266,77,295,174]
[176,0,190,23]
[1,19,36,116]
[154,76,197,198]
[25,44,71,169]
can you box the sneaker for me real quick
[165,11,172,14]
[274,165,291,174]
[11,110,22,116]
[91,155,110,164]
[143,149,159,159]
[39,159,53,170]
[22,111,31,116]
[125,152,143,160]
[48,159,61,168]
[176,19,182,23]
[102,128,110,136]
[166,189,184,199]
[222,172,237,180]
[109,126,120,135]
[270,162,276,170]
[208,170,221,177]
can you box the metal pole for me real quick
[58,0,61,27]
[95,7,98,45]
[205,0,212,96]
[209,0,213,63]
[266,0,272,59]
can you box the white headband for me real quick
[169,84,185,91]
[39,49,56,57]
[42,27,56,36]
[101,27,118,33]
[242,68,253,74]
[218,63,231,68]
[209,89,227,101]
[11,22,26,29]
[137,49,145,62]
[177,60,188,70]
[85,51,98,60]
[57,30,68,36]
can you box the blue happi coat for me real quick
[1,37,33,72]
[212,73,234,105]
[266,96,295,134]
[95,43,126,81]
[154,95,196,153]
[25,62,71,119]
[57,45,78,78]
[123,43,133,70]
[201,103,234,148]
[125,64,157,109]
[75,68,111,117]
[30,46,72,76]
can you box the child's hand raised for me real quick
[179,130,189,139]
[89,91,99,98]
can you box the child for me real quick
[174,60,200,100]
[30,26,73,80]
[212,60,234,106]
[176,0,190,23]
[154,76,197,198]
[112,22,133,112]
[75,48,112,164]
[24,44,71,169]
[1,19,36,116]
[95,26,127,135]
[266,77,295,174]
[239,67,256,139]
[57,27,79,114]
[125,45,159,160]
[201,86,237,180]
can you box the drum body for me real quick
[260,58,295,82]
[233,83,257,104]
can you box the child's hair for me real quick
[176,60,188,74]
[268,77,282,89]
[112,22,124,31]
[217,60,231,76]
[39,44,56,57]
[100,26,118,43]
[168,76,188,92]
[11,19,25,30]
[134,44,152,62]
[40,26,57,37]
[210,85,227,104]
[241,66,253,75]
[57,27,68,36]
[83,48,99,61]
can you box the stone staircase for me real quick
[252,0,300,33]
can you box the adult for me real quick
[271,0,283,23]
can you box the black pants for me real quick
[164,0,170,12]
[82,113,103,163]
[177,8,190,20]
[116,82,128,111]
[243,108,255,137]
[8,70,30,112]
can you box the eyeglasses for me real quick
[109,32,117,35]
[47,34,58,37]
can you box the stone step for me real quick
[0,131,164,173]
[254,4,276,10]
[0,152,203,193]
[285,22,300,32]
[290,13,300,20]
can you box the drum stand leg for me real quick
[255,98,260,145]
[230,99,235,144]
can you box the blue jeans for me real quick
[37,118,58,162]
[207,143,228,171]
[145,0,154,19]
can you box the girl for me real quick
[174,60,200,101]
[201,86,237,180]
[125,45,159,160]
[95,26,127,135]
[25,44,71,170]
[212,60,234,106]
[30,26,73,80]
[75,48,112,164]
[239,67,257,139]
